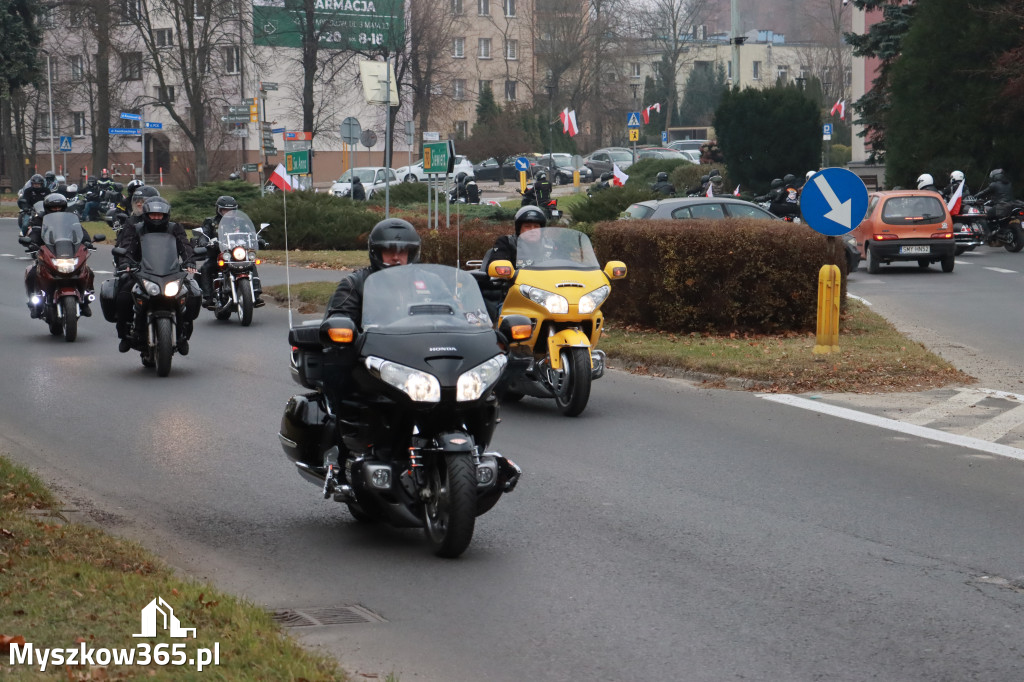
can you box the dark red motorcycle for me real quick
[20,212,105,342]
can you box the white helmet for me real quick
[805,170,816,181]
[950,170,965,184]
[916,173,934,190]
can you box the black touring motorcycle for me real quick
[280,264,528,558]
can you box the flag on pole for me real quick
[269,163,297,192]
[946,179,964,215]
[830,98,846,120]
[705,182,714,197]
[611,163,628,187]
[733,184,741,197]
[559,108,579,137]
[830,98,842,116]
[642,102,661,125]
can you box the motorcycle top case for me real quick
[279,392,332,468]
[99,278,118,322]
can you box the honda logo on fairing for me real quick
[429,347,457,352]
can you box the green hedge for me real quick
[245,192,382,251]
[570,185,660,223]
[167,180,262,224]
[624,158,694,187]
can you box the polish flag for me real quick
[269,163,296,192]
[839,99,846,121]
[830,98,842,116]
[642,102,661,125]
[706,181,714,197]
[946,179,964,215]
[560,108,570,133]
[611,163,628,187]
[733,184,741,196]
[565,109,579,137]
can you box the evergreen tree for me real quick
[476,83,500,127]
[712,86,820,191]
[678,62,727,128]
[0,0,43,184]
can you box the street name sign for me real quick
[285,150,310,174]
[424,141,455,174]
[109,127,139,135]
[253,0,404,51]
[119,112,141,121]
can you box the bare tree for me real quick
[406,0,463,150]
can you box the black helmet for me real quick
[700,174,710,184]
[535,171,547,183]
[44,171,56,183]
[709,169,721,179]
[367,218,421,271]
[990,168,1006,182]
[216,195,238,214]
[783,173,796,185]
[513,205,547,236]
[456,171,468,183]
[770,178,784,189]
[30,173,45,188]
[125,179,144,197]
[656,172,668,182]
[134,186,160,200]
[600,171,613,181]
[142,197,171,228]
[43,193,68,212]
[87,176,97,185]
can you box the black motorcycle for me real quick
[951,196,987,255]
[202,210,268,326]
[107,233,203,376]
[280,263,528,558]
[981,199,1024,253]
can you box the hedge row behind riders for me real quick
[196,195,264,308]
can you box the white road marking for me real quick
[846,293,873,306]
[961,403,1024,442]
[983,267,1017,274]
[904,388,988,426]
[758,394,1024,462]
[954,260,972,265]
[0,253,16,257]
[93,270,113,274]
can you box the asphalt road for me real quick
[2,218,1023,681]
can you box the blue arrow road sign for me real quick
[109,127,140,135]
[800,168,869,237]
[59,136,72,152]
[145,121,162,129]
[514,156,530,172]
[119,112,141,121]
[627,112,641,128]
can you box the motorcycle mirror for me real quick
[320,315,357,345]
[93,234,106,242]
[603,261,627,280]
[487,260,515,279]
[499,314,533,342]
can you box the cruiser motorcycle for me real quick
[201,210,268,326]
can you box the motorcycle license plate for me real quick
[550,209,561,218]
[900,245,930,254]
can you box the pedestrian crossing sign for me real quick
[626,112,641,128]
[59,136,72,152]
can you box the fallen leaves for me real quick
[0,634,26,653]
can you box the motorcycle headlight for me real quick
[366,356,440,403]
[578,285,610,314]
[163,280,181,297]
[519,285,569,314]
[52,257,78,274]
[457,354,508,402]
[143,280,160,296]
[231,246,247,261]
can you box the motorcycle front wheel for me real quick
[554,347,592,417]
[424,454,477,558]
[155,317,173,377]
[238,284,254,326]
[61,295,78,342]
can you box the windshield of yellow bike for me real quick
[515,227,600,271]
[362,264,493,333]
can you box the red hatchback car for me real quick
[851,190,957,273]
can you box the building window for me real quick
[451,0,463,13]
[122,52,142,81]
[453,79,466,100]
[40,112,58,137]
[155,28,173,47]
[504,79,516,101]
[631,62,641,78]
[505,39,517,60]
[752,60,761,80]
[455,121,468,139]
[777,64,788,83]
[478,79,492,95]
[478,38,491,59]
[453,37,465,58]
[503,0,515,16]
[477,0,488,16]
[119,0,141,23]
[799,65,809,81]
[156,85,175,102]
[225,46,241,74]
[727,60,732,81]
[73,112,87,137]
[191,0,205,18]
[70,55,84,81]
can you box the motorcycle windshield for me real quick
[217,211,259,251]
[362,264,493,334]
[514,227,601,271]
[41,213,85,258]
[139,232,182,276]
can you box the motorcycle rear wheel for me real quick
[61,295,78,342]
[238,284,254,326]
[554,347,592,417]
[1004,223,1024,253]
[424,454,477,558]
[155,317,173,377]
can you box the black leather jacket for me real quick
[976,178,1014,204]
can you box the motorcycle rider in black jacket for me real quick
[651,172,676,196]
[25,193,95,317]
[975,169,1015,219]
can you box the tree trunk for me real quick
[92,1,112,173]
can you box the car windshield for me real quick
[515,227,601,271]
[337,168,379,183]
[217,210,259,251]
[881,195,947,224]
[362,264,493,333]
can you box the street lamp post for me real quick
[43,51,56,174]
[630,76,641,164]
[545,78,557,177]
[823,81,832,169]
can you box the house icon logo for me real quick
[133,597,197,638]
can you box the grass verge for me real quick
[259,250,369,270]
[265,279,972,394]
[0,456,346,680]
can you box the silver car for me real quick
[623,197,779,220]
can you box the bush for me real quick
[670,164,733,196]
[417,222,511,267]
[366,182,429,207]
[592,218,847,334]
[623,158,694,187]
[167,180,262,225]
[244,192,381,251]
[570,185,659,223]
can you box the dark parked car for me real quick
[583,148,634,177]
[473,157,533,182]
[533,153,594,184]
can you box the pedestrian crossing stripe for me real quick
[627,112,641,128]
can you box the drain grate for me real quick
[271,605,387,627]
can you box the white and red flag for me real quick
[946,179,964,215]
[560,108,579,137]
[611,163,628,187]
[830,98,846,120]
[642,102,661,125]
[733,184,741,196]
[269,163,297,192]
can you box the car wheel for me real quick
[866,243,881,274]
[941,253,955,272]
[556,174,568,186]
[403,175,417,183]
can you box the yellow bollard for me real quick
[813,264,841,354]
[519,170,527,194]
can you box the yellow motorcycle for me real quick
[486,227,626,417]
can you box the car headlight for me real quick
[143,279,160,296]
[457,355,508,402]
[366,356,440,402]
[52,257,78,274]
[519,285,569,314]
[232,246,247,261]
[163,280,181,297]
[578,285,610,314]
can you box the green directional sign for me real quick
[253,0,405,51]
[285,150,310,174]
[423,140,455,175]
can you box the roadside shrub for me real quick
[624,158,693,187]
[168,180,262,224]
[417,222,511,267]
[670,164,734,196]
[244,192,381,250]
[593,219,847,334]
[366,182,428,206]
[570,185,659,223]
